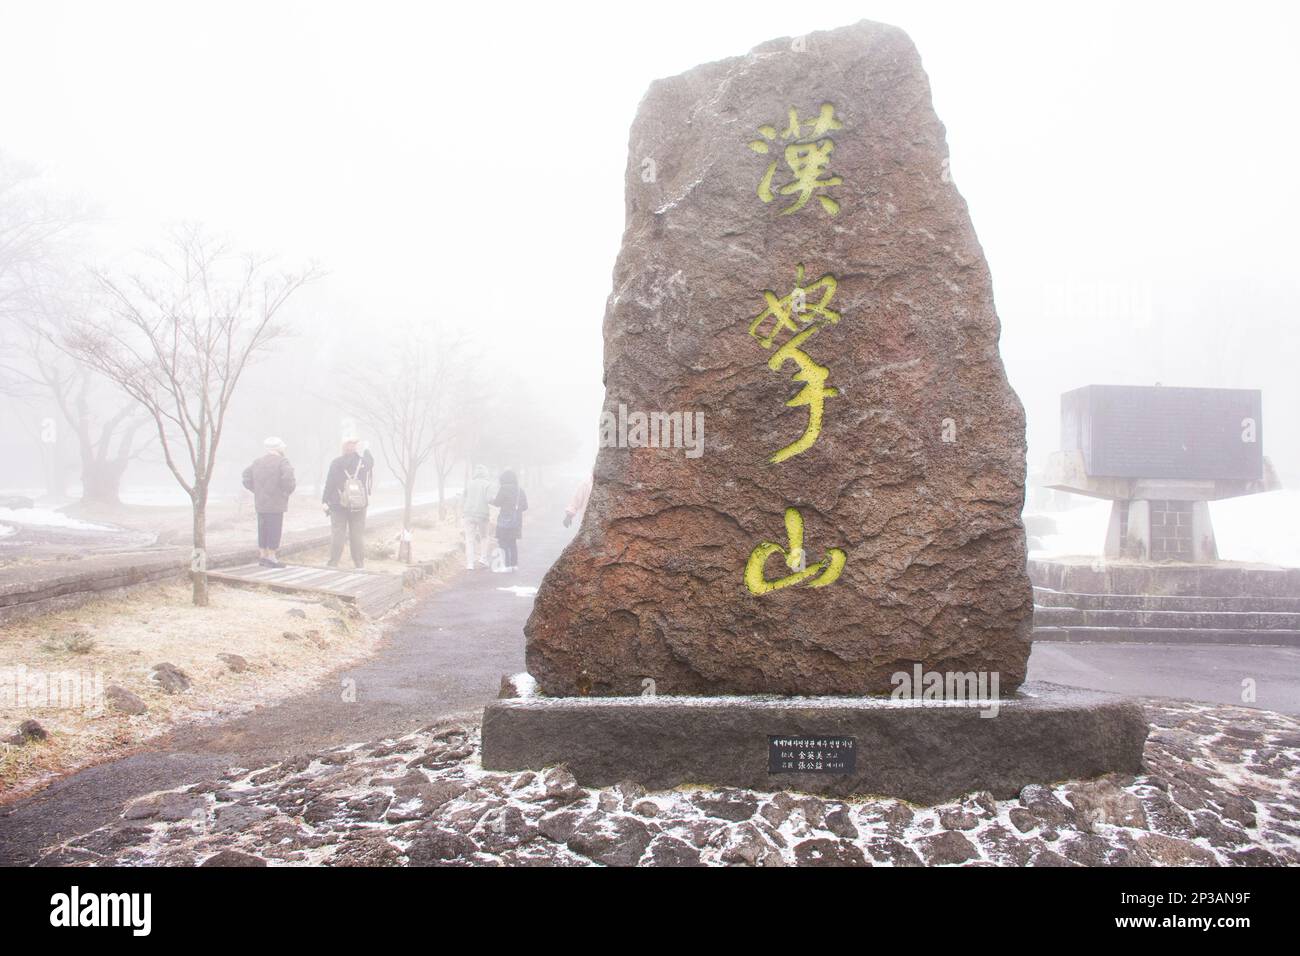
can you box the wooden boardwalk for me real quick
[205,563,407,616]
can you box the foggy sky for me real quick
[2,0,1297,488]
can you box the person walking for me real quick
[463,464,493,570]
[563,472,592,528]
[491,469,528,573]
[242,436,296,568]
[322,437,375,569]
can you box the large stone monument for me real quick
[527,20,1033,697]
[484,20,1147,801]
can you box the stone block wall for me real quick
[1148,499,1193,560]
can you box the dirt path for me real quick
[0,504,573,865]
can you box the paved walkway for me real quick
[0,507,573,865]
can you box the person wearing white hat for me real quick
[242,436,297,568]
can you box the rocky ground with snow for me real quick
[35,697,1300,867]
[0,583,384,801]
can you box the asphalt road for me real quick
[0,504,574,866]
[1028,641,1300,716]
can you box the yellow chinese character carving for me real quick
[748,104,843,216]
[745,507,846,595]
[767,328,838,463]
[748,263,839,348]
[748,264,841,463]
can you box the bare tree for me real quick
[354,322,465,563]
[6,292,152,505]
[36,354,150,505]
[61,225,316,605]
[0,155,146,503]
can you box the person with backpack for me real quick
[242,436,296,568]
[491,469,528,573]
[322,437,375,569]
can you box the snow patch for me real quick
[509,673,538,698]
[1026,489,1300,567]
[497,585,539,597]
[0,507,119,532]
[1026,499,1111,558]
[1211,489,1300,567]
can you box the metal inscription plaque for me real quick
[768,735,857,774]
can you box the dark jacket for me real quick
[492,478,528,541]
[322,449,375,512]
[242,452,296,513]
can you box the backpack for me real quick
[340,461,369,511]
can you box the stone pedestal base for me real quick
[481,681,1147,805]
[1104,498,1217,562]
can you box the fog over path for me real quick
[0,501,574,865]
